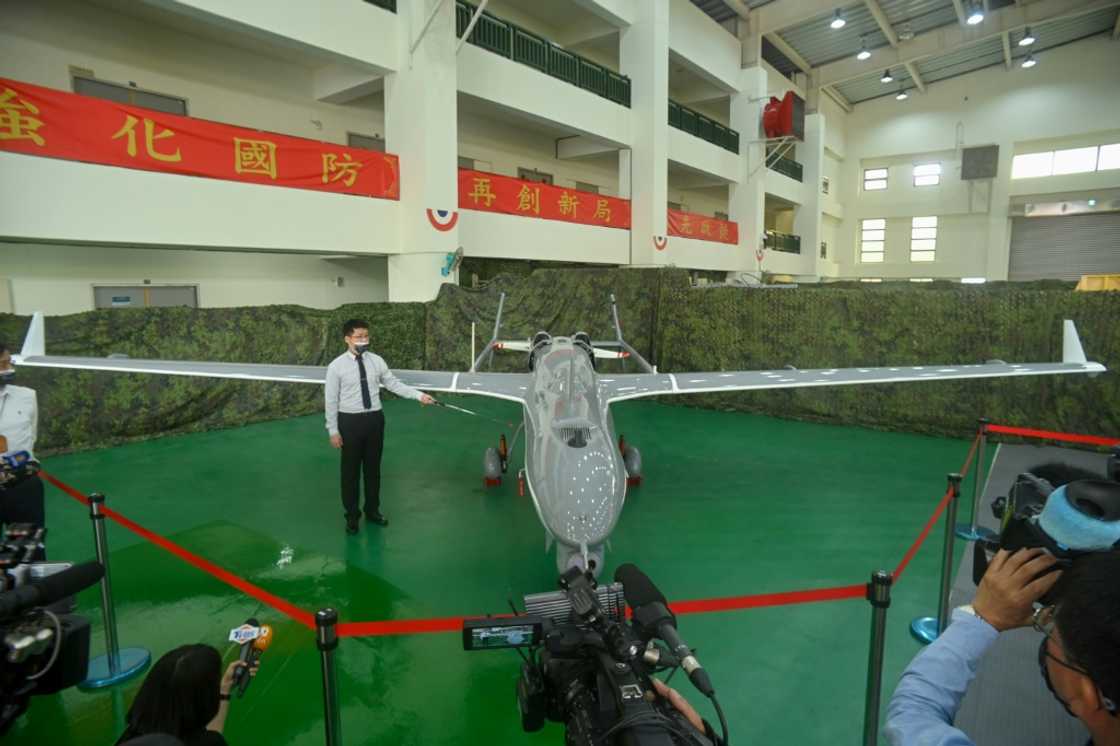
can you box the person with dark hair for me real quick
[885,549,1120,745]
[325,318,434,535]
[0,340,44,546]
[115,644,258,746]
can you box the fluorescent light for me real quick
[1021,54,1037,68]
[1019,27,1035,46]
[965,2,984,25]
[857,37,871,60]
[961,277,987,284]
[830,9,846,29]
[881,69,894,83]
[896,89,909,100]
[1088,198,1097,207]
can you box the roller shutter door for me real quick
[1008,213,1120,280]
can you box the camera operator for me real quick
[114,644,259,746]
[0,341,43,544]
[885,548,1120,746]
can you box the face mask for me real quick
[353,342,370,355]
[1039,638,1079,719]
[0,370,13,388]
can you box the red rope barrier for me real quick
[986,424,1119,448]
[893,488,952,581]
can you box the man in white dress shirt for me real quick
[325,319,433,535]
[0,341,44,535]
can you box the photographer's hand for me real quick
[651,677,705,734]
[973,548,1062,632]
[208,660,259,734]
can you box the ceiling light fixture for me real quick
[830,9,847,29]
[896,89,909,100]
[1021,53,1037,68]
[966,2,984,25]
[881,69,894,83]
[1019,27,1036,46]
[857,38,871,61]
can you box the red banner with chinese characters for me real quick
[0,77,399,199]
[458,169,630,229]
[667,208,738,245]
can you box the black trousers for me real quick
[1,475,46,559]
[338,410,386,520]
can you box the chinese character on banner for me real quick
[322,152,363,187]
[594,198,611,222]
[700,221,712,237]
[516,185,540,214]
[558,191,580,218]
[469,177,496,207]
[0,88,45,146]
[234,137,277,178]
[680,214,693,235]
[112,115,182,162]
[718,223,730,241]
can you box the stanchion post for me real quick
[317,608,342,746]
[82,492,150,688]
[863,570,893,746]
[957,418,996,541]
[910,474,962,645]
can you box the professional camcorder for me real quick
[0,450,40,491]
[0,523,100,735]
[973,447,1120,602]
[463,563,727,746]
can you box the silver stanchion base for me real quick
[955,523,998,542]
[909,616,941,645]
[81,647,151,689]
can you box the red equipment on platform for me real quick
[762,91,805,140]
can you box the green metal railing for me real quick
[456,1,631,107]
[769,153,803,182]
[363,0,396,12]
[764,230,801,254]
[668,99,739,154]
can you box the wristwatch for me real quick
[219,693,231,701]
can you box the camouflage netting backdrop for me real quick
[3,268,1116,454]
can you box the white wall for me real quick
[833,35,1120,281]
[668,129,740,183]
[0,0,386,145]
[2,244,388,315]
[667,0,740,92]
[458,211,628,265]
[458,111,620,194]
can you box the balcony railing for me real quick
[764,230,801,254]
[455,1,631,107]
[768,153,803,182]
[363,0,396,12]
[668,100,739,154]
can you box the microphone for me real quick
[228,619,272,697]
[0,561,103,618]
[614,563,714,698]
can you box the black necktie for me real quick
[356,354,372,409]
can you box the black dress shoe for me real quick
[345,517,359,535]
[366,513,389,526]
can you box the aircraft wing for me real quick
[14,313,530,403]
[601,320,1105,403]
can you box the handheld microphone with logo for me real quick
[228,619,272,698]
[0,561,103,618]
[614,563,714,698]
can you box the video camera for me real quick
[0,523,100,735]
[973,447,1120,602]
[0,450,40,492]
[463,563,726,746]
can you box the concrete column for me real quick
[984,146,1016,281]
[797,112,825,280]
[619,1,669,266]
[384,0,460,301]
[729,66,767,277]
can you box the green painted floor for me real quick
[12,399,988,745]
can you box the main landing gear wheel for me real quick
[619,435,643,487]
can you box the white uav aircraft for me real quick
[15,298,1105,574]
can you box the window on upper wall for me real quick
[820,241,828,259]
[518,168,553,185]
[72,75,187,115]
[913,162,941,187]
[1012,152,1053,178]
[860,278,883,283]
[1052,147,1098,175]
[910,216,937,262]
[575,181,599,194]
[864,168,888,191]
[860,218,885,263]
[347,132,385,152]
[822,177,831,195]
[910,278,933,283]
[1098,143,1120,171]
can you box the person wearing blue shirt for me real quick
[885,549,1120,746]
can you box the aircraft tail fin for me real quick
[471,292,506,372]
[17,312,45,361]
[1062,320,1087,364]
[609,294,655,373]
